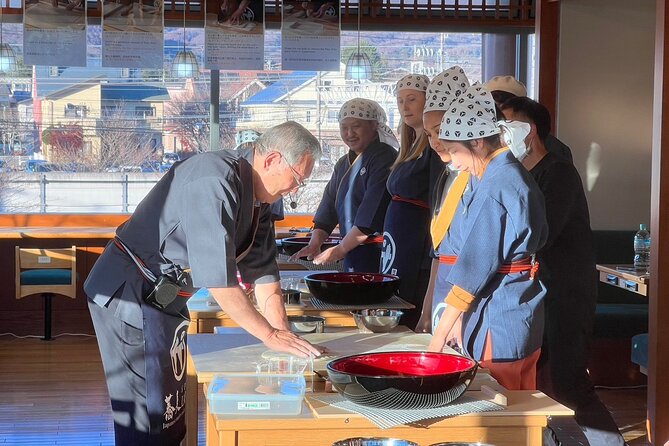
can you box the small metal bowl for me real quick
[282,288,301,305]
[333,438,419,446]
[288,315,325,333]
[351,309,403,333]
[429,443,497,446]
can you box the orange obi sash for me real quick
[438,254,539,279]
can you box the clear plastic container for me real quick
[207,373,306,416]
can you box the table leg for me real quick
[186,346,198,446]
[528,426,544,446]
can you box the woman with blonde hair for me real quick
[380,74,444,329]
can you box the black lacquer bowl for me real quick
[326,352,478,410]
[280,236,341,256]
[304,272,400,305]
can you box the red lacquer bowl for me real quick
[305,272,400,305]
[326,352,478,409]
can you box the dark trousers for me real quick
[539,296,625,446]
[89,300,186,446]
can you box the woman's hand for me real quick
[291,243,322,261]
[313,244,345,265]
[312,2,333,18]
[228,7,244,24]
[291,228,329,261]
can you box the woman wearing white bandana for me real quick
[379,74,444,329]
[427,84,549,392]
[415,66,470,333]
[294,98,398,272]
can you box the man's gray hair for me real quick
[255,121,321,165]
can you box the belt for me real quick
[362,235,384,245]
[439,254,539,279]
[391,195,430,209]
[114,237,193,298]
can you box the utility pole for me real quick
[316,72,322,144]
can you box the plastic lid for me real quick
[280,380,305,395]
[640,224,647,230]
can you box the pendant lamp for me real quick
[344,1,371,81]
[171,1,199,79]
[0,10,17,74]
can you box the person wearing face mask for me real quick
[426,85,548,392]
[379,75,444,329]
[294,98,398,272]
[414,66,470,334]
[500,97,625,446]
[484,75,573,163]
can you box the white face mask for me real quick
[498,120,532,162]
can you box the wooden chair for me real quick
[15,246,77,341]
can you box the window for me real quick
[0,27,506,215]
[327,110,338,123]
[64,103,87,118]
[135,106,155,118]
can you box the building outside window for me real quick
[0,26,530,214]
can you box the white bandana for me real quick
[234,129,260,149]
[339,98,399,149]
[423,66,470,114]
[438,85,500,141]
[395,74,430,94]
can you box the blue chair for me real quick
[631,333,649,375]
[15,246,77,341]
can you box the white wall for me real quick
[557,0,655,230]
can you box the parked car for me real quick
[23,159,48,172]
[162,152,180,165]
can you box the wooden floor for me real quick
[0,336,650,446]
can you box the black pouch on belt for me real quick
[144,275,181,311]
[143,269,192,318]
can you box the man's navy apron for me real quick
[339,152,383,273]
[143,304,190,443]
[381,196,431,328]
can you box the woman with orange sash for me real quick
[415,66,470,334]
[426,85,548,391]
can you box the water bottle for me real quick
[633,224,651,271]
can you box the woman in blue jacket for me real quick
[428,85,548,391]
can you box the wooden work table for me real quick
[189,332,572,446]
[205,391,570,446]
[187,297,358,335]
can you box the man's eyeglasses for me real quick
[280,153,307,190]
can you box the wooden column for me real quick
[650,1,669,443]
[535,0,560,131]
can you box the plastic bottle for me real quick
[633,224,651,271]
